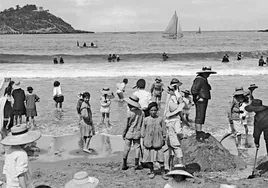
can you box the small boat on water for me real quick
[77,41,98,48]
[162,11,183,39]
[196,27,201,34]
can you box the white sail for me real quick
[163,12,178,35]
[177,22,183,38]
[196,26,201,34]
[162,11,183,39]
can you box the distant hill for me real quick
[0,4,94,34]
[258,29,268,32]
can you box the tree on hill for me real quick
[16,5,20,10]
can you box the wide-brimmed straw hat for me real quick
[166,102,184,118]
[248,84,258,90]
[182,90,191,96]
[166,164,194,178]
[245,99,268,112]
[13,81,21,90]
[196,66,217,74]
[101,87,112,95]
[124,95,141,108]
[170,78,183,87]
[1,124,41,146]
[65,171,99,188]
[233,87,246,96]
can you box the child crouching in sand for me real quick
[1,124,41,188]
[80,92,95,153]
[100,87,115,128]
[25,86,40,128]
[122,95,144,170]
[141,102,166,179]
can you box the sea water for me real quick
[0,31,268,136]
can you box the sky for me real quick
[0,0,267,32]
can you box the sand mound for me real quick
[181,135,239,171]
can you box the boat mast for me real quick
[175,11,178,37]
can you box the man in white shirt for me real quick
[132,79,152,117]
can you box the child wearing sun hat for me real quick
[1,124,41,188]
[65,171,99,188]
[164,164,194,188]
[99,87,115,128]
[122,95,144,170]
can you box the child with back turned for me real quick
[122,95,144,170]
[25,86,40,128]
[99,87,115,128]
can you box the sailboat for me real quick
[196,27,201,34]
[162,11,183,39]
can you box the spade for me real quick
[248,147,259,179]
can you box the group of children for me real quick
[228,84,257,149]
[120,77,194,180]
[3,80,40,130]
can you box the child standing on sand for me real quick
[80,92,95,153]
[141,102,166,179]
[53,81,64,112]
[1,124,41,188]
[150,77,164,107]
[76,92,84,121]
[182,90,194,122]
[165,102,185,167]
[100,87,115,128]
[122,95,144,170]
[116,78,128,102]
[227,87,247,149]
[25,86,40,128]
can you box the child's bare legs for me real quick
[14,115,18,125]
[59,102,63,112]
[244,124,249,147]
[18,115,22,124]
[32,117,36,127]
[100,113,105,126]
[26,117,30,126]
[55,102,58,110]
[83,136,92,153]
[106,113,111,127]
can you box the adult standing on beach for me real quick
[53,81,64,112]
[191,67,217,142]
[245,99,268,155]
[12,81,26,125]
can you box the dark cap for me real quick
[82,92,90,99]
[27,86,33,91]
[133,79,146,89]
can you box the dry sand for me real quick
[0,133,268,187]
